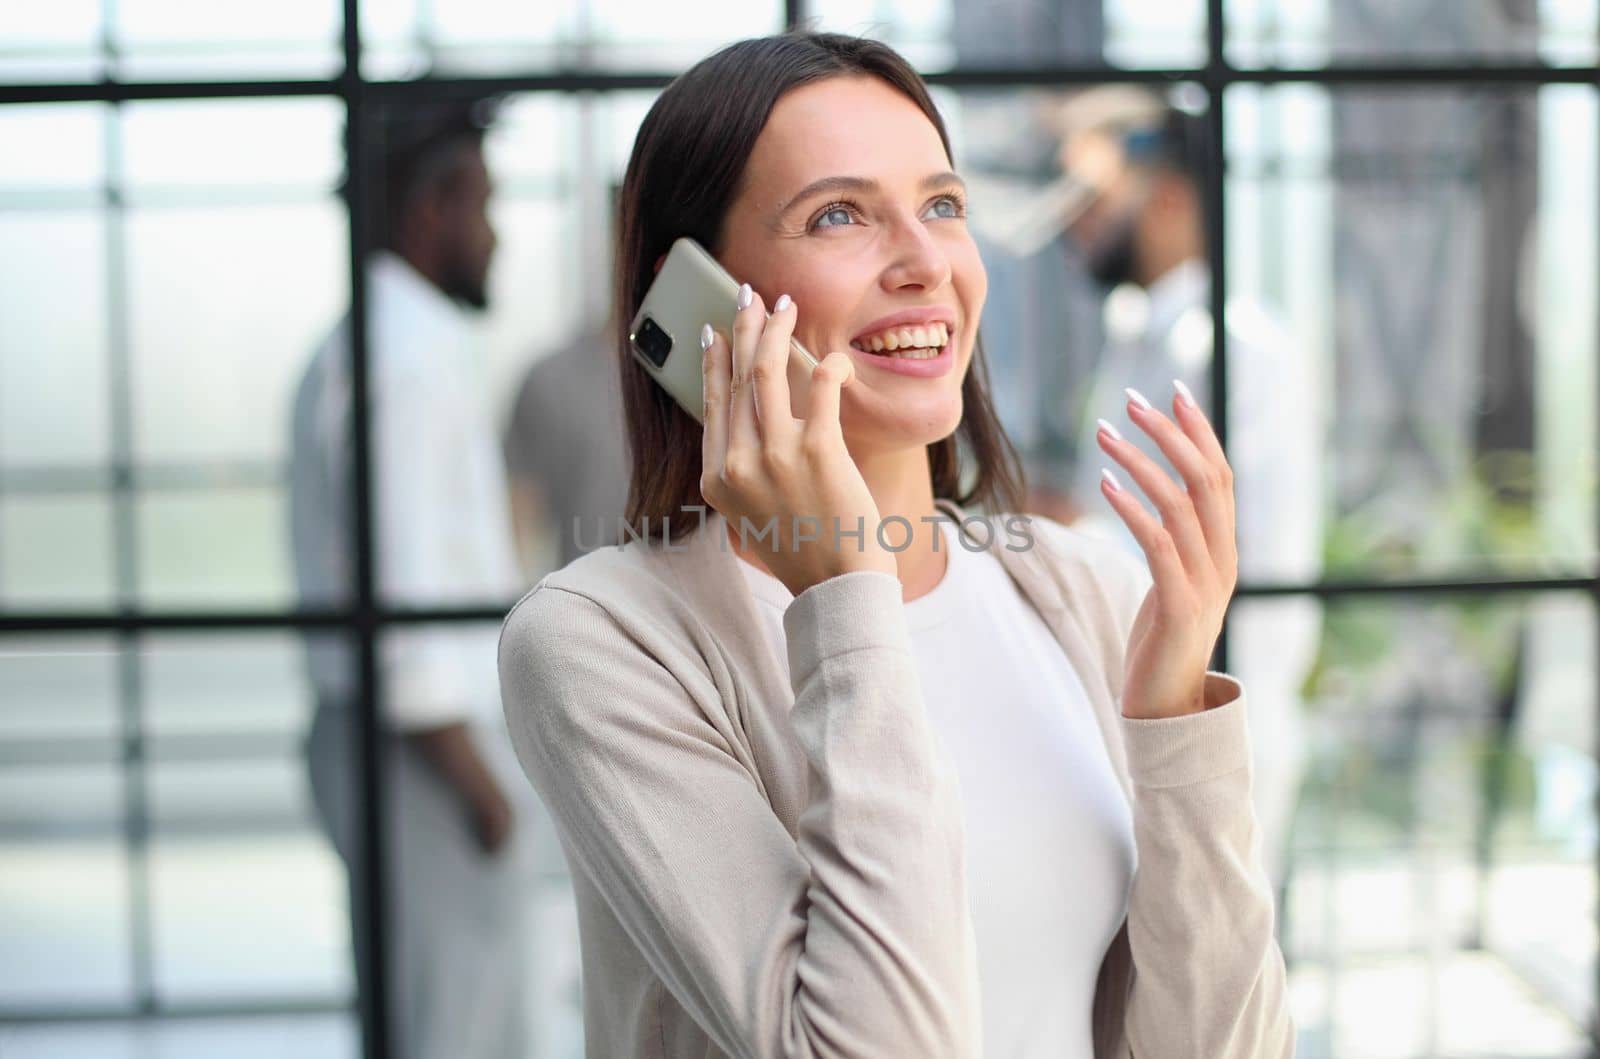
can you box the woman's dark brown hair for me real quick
[615,30,1027,541]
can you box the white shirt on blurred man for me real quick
[289,248,556,1059]
[291,248,520,729]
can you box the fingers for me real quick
[1167,381,1237,577]
[1102,384,1237,580]
[752,293,800,445]
[1171,378,1228,466]
[1096,407,1214,582]
[705,284,806,512]
[804,351,854,445]
[1099,466,1190,611]
[727,283,764,455]
[700,323,729,484]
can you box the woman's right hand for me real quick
[699,283,897,598]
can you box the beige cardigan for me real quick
[498,497,1294,1057]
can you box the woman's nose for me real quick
[879,218,952,292]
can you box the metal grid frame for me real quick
[1,0,1598,1056]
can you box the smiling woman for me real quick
[498,30,1294,1059]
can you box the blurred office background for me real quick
[1,1,1598,1057]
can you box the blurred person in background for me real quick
[502,318,631,577]
[1056,87,1325,892]
[288,97,552,1059]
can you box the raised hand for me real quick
[1095,381,1239,720]
[699,283,897,597]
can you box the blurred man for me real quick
[501,319,630,578]
[1057,88,1325,891]
[289,98,549,1059]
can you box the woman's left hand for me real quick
[1095,382,1238,720]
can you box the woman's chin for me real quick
[840,389,965,451]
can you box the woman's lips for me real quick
[849,307,960,346]
[850,321,952,354]
[848,333,957,378]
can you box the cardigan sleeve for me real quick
[1118,679,1296,1057]
[1082,529,1296,1056]
[497,570,981,1058]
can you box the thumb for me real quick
[806,351,854,427]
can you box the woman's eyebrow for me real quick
[776,171,967,217]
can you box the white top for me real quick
[289,250,522,729]
[736,518,1137,1057]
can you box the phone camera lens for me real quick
[632,316,672,368]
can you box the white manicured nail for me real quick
[1101,467,1123,493]
[736,283,753,310]
[1173,378,1197,409]
[1124,386,1153,412]
[1096,417,1122,442]
[700,323,714,350]
[773,293,792,312]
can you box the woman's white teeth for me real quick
[853,322,950,355]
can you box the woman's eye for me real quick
[815,206,854,228]
[924,196,962,220]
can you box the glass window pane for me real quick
[148,799,348,1001]
[0,832,134,1007]
[111,0,342,81]
[135,488,293,609]
[0,0,105,82]
[360,0,782,78]
[482,95,570,186]
[0,0,343,81]
[582,0,786,67]
[127,202,348,466]
[1251,591,1597,1056]
[594,91,657,180]
[0,495,117,609]
[0,1015,359,1057]
[1228,0,1599,68]
[484,198,583,393]
[0,211,111,471]
[142,632,309,738]
[0,103,107,196]
[0,634,125,1010]
[1226,84,1598,582]
[141,632,351,1004]
[480,96,593,387]
[0,762,125,831]
[1104,0,1207,67]
[809,0,1205,70]
[122,99,344,193]
[0,635,119,742]
[147,758,309,829]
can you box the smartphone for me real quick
[628,237,818,425]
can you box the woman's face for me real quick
[716,75,987,455]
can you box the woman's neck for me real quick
[854,446,947,603]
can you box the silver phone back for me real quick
[628,237,818,424]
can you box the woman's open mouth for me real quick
[845,321,957,377]
[848,322,950,360]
